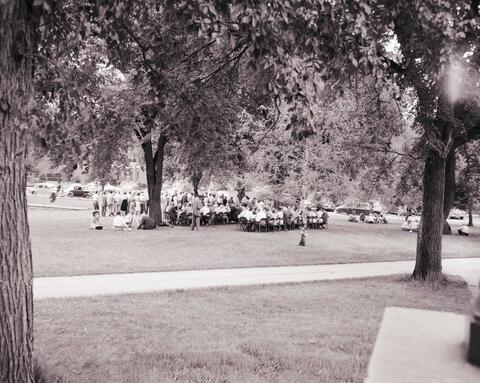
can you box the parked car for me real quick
[321,201,336,212]
[66,186,92,198]
[29,182,58,196]
[335,203,371,215]
[449,208,466,220]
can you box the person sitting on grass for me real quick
[348,213,359,222]
[112,212,125,230]
[90,210,103,230]
[377,212,388,224]
[124,209,135,231]
[137,214,156,230]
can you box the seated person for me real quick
[125,210,135,231]
[220,204,230,223]
[255,208,267,228]
[184,203,193,216]
[402,216,420,232]
[200,203,211,225]
[200,204,210,216]
[112,212,125,230]
[238,206,253,221]
[90,210,103,230]
[348,213,359,222]
[277,208,284,225]
[377,213,387,224]
[365,214,376,224]
[137,214,156,230]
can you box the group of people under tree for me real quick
[91,190,148,217]
[162,190,329,232]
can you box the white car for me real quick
[29,182,58,196]
[449,208,466,220]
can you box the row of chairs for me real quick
[174,212,235,226]
[239,216,328,232]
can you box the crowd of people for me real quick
[91,190,149,217]
[89,190,153,231]
[348,211,388,224]
[90,209,156,231]
[88,189,330,232]
[162,191,329,232]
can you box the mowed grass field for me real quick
[29,208,480,277]
[34,276,471,383]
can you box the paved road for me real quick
[33,258,480,300]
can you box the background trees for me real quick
[2,0,480,381]
[179,0,480,281]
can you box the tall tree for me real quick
[179,0,480,281]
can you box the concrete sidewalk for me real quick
[28,203,89,211]
[33,258,480,300]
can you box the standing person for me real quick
[139,192,146,214]
[120,192,129,215]
[114,191,122,215]
[92,191,99,211]
[99,191,107,217]
[191,193,201,231]
[135,192,141,215]
[106,191,114,216]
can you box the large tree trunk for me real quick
[412,150,445,281]
[443,149,456,234]
[191,172,202,195]
[150,135,167,225]
[468,207,474,227]
[0,2,35,382]
[141,134,167,226]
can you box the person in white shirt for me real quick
[277,208,284,225]
[200,204,210,216]
[112,212,125,230]
[238,206,253,221]
[106,191,114,216]
[124,210,135,231]
[90,210,103,230]
[113,192,122,215]
[255,208,267,222]
[92,192,99,210]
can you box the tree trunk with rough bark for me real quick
[443,149,456,234]
[468,208,474,227]
[142,135,167,226]
[192,173,202,195]
[0,1,35,382]
[412,150,445,281]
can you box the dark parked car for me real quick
[67,186,92,198]
[335,203,371,215]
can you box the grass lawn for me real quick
[30,208,480,277]
[28,195,93,209]
[34,276,471,383]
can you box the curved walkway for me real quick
[33,258,480,300]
